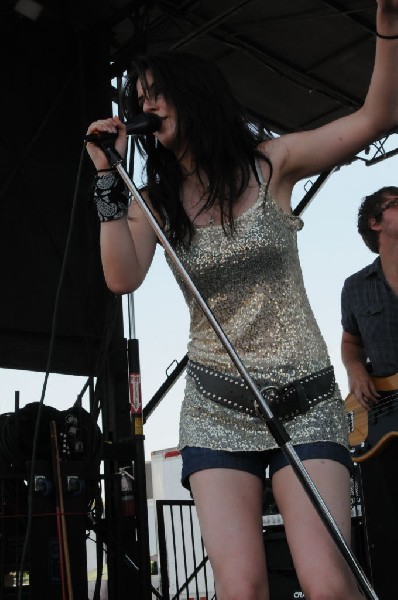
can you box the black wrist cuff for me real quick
[93,172,128,222]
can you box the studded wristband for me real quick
[93,171,129,222]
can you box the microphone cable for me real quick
[15,142,87,599]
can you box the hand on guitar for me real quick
[347,364,381,410]
[344,372,398,461]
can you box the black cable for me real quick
[16,143,87,600]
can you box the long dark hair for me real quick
[122,51,272,243]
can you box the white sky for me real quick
[1,138,397,460]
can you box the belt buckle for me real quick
[257,385,280,419]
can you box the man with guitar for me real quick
[341,185,398,599]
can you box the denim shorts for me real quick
[180,442,353,491]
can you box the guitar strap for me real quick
[372,372,398,391]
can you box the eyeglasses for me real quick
[380,198,398,214]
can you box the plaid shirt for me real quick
[341,257,398,377]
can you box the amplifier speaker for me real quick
[263,517,370,600]
[358,446,398,600]
[264,525,303,600]
[262,465,372,599]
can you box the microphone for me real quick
[85,113,162,143]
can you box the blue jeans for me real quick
[180,441,353,490]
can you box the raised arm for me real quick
[86,116,158,294]
[267,0,398,194]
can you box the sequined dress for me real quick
[166,179,348,453]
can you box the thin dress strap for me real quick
[253,157,266,187]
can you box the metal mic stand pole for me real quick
[98,142,378,600]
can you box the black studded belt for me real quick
[187,360,336,421]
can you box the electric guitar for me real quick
[345,372,398,462]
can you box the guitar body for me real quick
[345,373,398,462]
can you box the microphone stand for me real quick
[96,141,378,600]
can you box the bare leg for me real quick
[273,458,365,600]
[189,468,268,600]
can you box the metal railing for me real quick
[156,500,215,600]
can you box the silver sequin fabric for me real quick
[166,185,348,452]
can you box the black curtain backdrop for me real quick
[0,11,120,376]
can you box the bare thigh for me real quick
[272,458,364,599]
[189,468,268,600]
